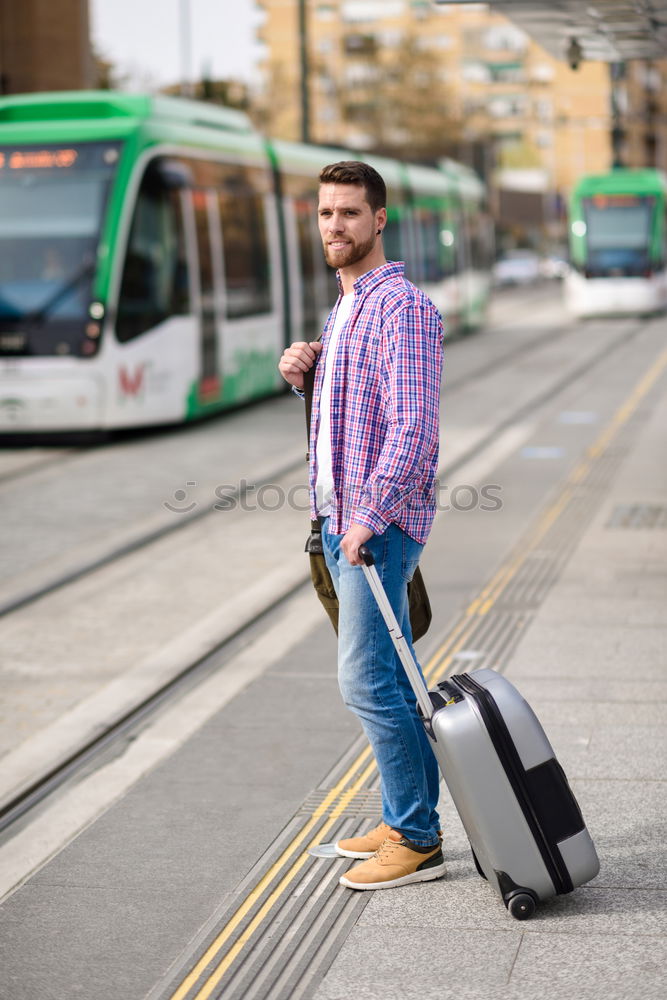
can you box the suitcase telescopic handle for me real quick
[358,546,434,721]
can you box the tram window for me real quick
[193,190,215,300]
[416,209,445,282]
[583,197,654,275]
[383,217,402,262]
[294,198,320,340]
[116,180,189,343]
[469,211,493,271]
[218,171,271,319]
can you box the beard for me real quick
[323,230,377,270]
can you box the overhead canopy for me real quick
[436,2,667,63]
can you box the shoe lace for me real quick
[373,837,401,862]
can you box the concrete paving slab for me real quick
[508,677,667,721]
[28,675,357,893]
[540,722,667,781]
[570,779,667,890]
[509,676,667,705]
[352,877,667,937]
[508,622,666,681]
[507,932,667,1000]
[312,926,523,1000]
[536,593,667,628]
[0,883,236,1000]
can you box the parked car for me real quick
[493,249,542,285]
[540,254,569,280]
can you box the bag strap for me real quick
[302,335,321,462]
[302,337,322,542]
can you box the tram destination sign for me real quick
[0,148,78,170]
[591,194,644,208]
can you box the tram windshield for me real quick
[0,141,121,356]
[583,196,654,275]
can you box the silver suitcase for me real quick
[360,547,600,919]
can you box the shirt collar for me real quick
[335,260,405,298]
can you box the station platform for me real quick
[0,302,665,1000]
[311,348,667,1000]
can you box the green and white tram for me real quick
[0,91,493,433]
[565,168,667,318]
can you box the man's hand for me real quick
[278,341,322,391]
[341,522,373,566]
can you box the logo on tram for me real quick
[118,364,146,398]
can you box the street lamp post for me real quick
[298,0,310,143]
[180,0,194,98]
[609,62,625,168]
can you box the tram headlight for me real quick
[89,301,105,320]
[571,221,587,237]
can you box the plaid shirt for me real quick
[309,261,444,544]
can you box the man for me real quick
[278,161,444,890]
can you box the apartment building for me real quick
[0,0,94,95]
[255,0,667,202]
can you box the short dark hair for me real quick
[319,161,386,214]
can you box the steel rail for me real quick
[0,316,634,620]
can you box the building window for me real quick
[343,33,378,56]
[483,25,527,52]
[488,95,525,118]
[535,99,553,121]
[487,61,524,83]
[341,0,405,21]
[462,61,491,83]
[530,63,555,83]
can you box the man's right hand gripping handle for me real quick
[278,341,322,391]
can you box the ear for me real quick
[376,206,387,233]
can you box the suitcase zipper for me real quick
[450,672,574,895]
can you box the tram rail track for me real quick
[0,312,650,843]
[0,313,622,621]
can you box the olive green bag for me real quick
[302,355,432,641]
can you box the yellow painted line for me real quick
[424,618,479,685]
[170,342,667,1000]
[168,748,373,1000]
[187,758,378,1000]
[468,342,667,620]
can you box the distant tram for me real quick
[0,91,493,433]
[565,168,667,318]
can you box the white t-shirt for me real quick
[315,293,354,517]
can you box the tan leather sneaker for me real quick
[339,830,446,890]
[335,822,393,859]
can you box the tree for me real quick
[342,34,462,163]
[92,46,128,91]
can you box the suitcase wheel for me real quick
[506,892,536,921]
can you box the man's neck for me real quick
[339,252,387,295]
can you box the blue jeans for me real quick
[321,518,441,846]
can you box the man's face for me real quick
[318,183,384,271]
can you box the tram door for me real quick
[192,189,224,404]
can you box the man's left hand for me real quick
[341,522,374,566]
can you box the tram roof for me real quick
[438,1,667,63]
[573,168,667,197]
[0,91,253,134]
